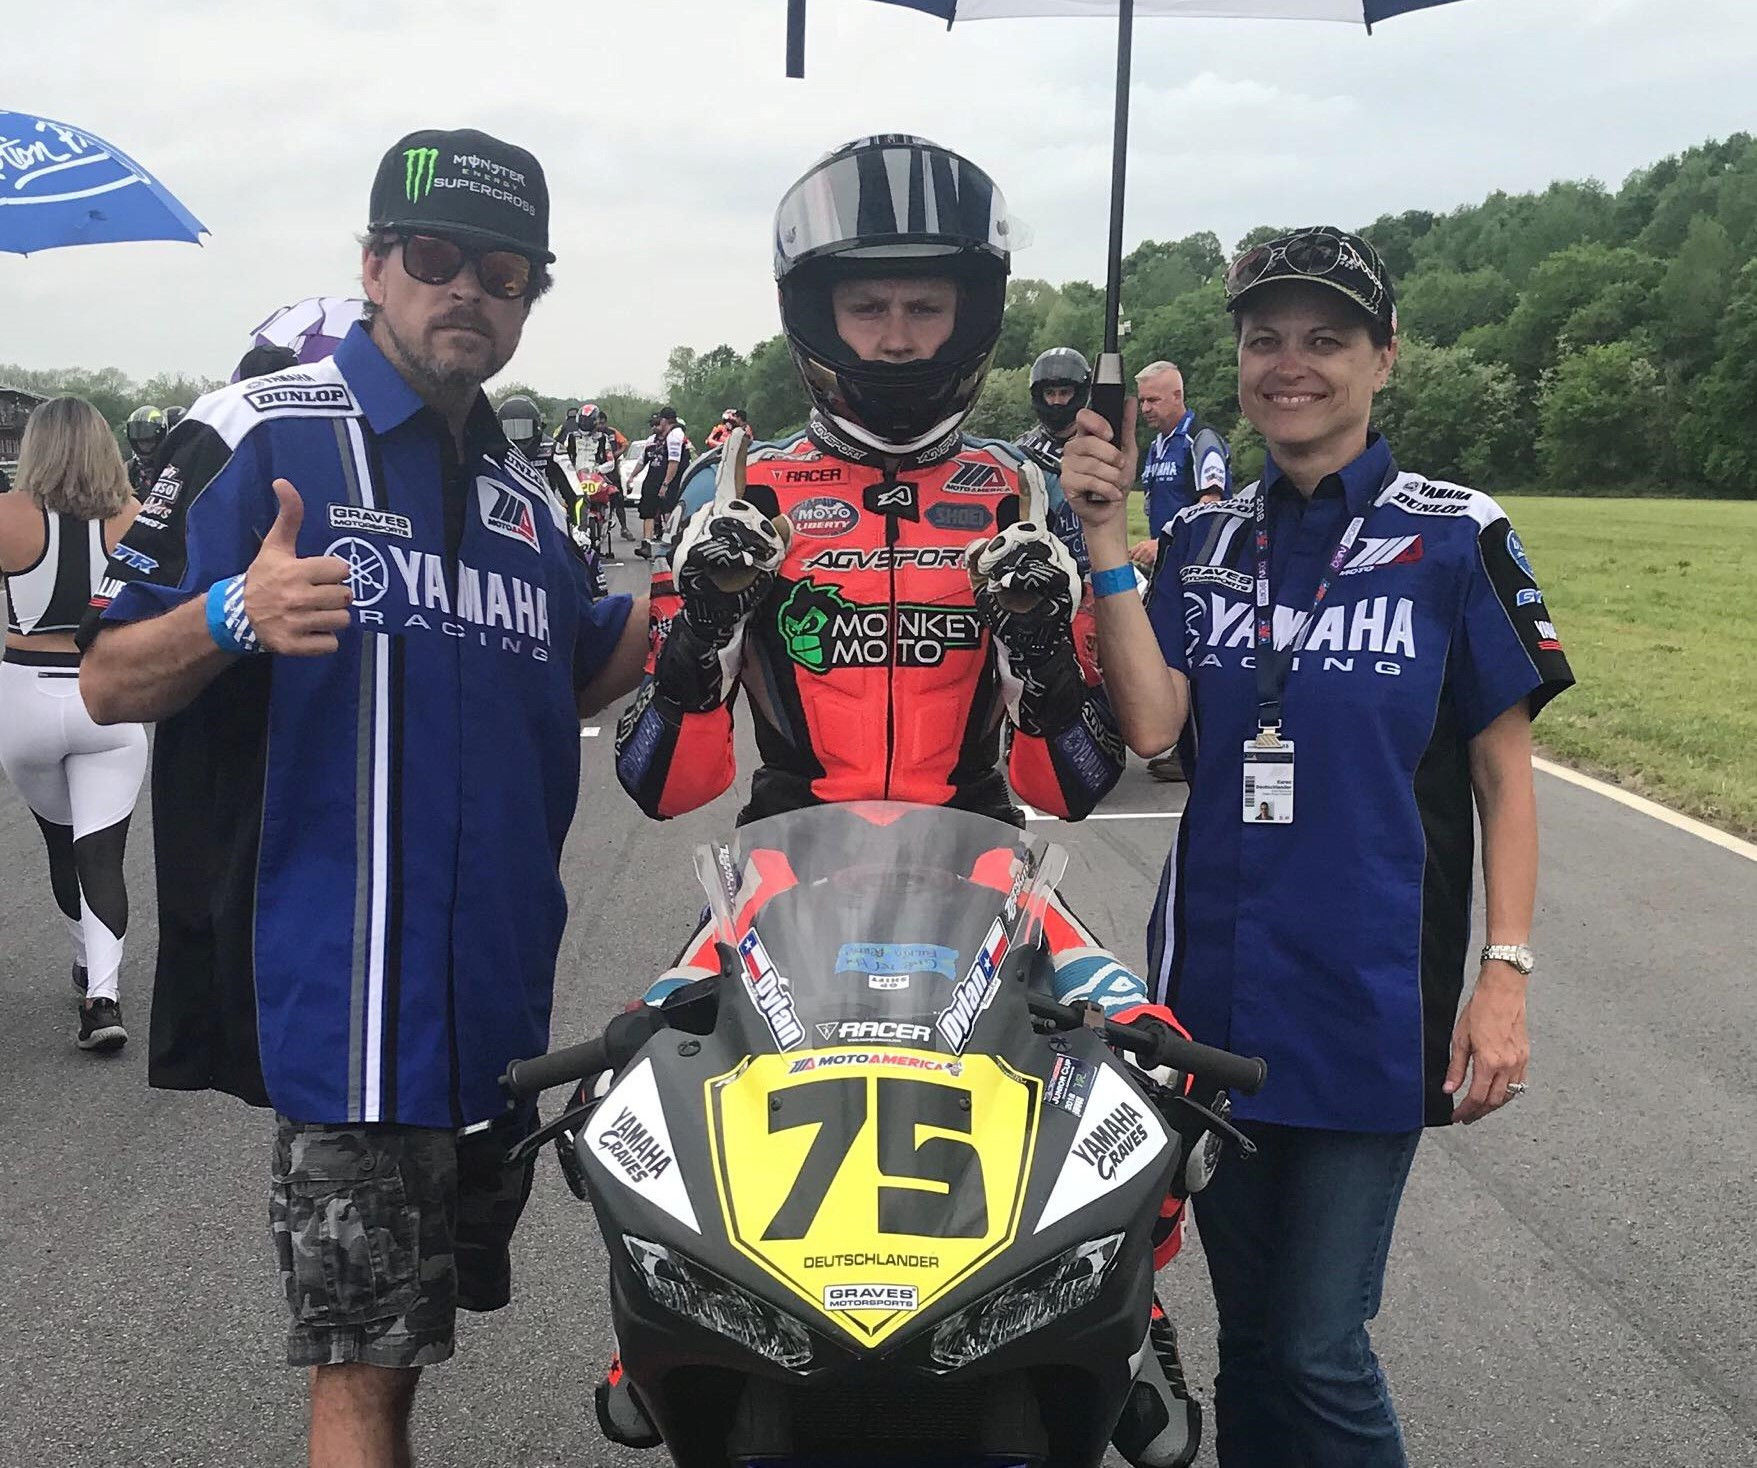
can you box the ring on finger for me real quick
[1504,1080,1528,1099]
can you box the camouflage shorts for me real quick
[269,1111,536,1369]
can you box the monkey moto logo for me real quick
[778,579,982,674]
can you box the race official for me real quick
[1062,228,1574,1468]
[1133,360,1229,566]
[78,127,649,1468]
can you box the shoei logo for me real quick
[325,538,391,609]
[405,147,439,201]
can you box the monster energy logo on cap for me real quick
[404,147,439,201]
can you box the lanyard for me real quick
[1251,464,1396,737]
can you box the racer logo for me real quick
[325,538,391,609]
[477,477,539,552]
[816,1020,934,1045]
[329,505,413,539]
[802,546,967,573]
[1071,1099,1150,1181]
[937,919,1009,1051]
[943,461,1007,495]
[782,468,843,484]
[405,146,439,201]
[1339,535,1423,576]
[777,579,983,674]
[788,496,858,538]
[739,931,805,1050]
[242,382,355,414]
[597,1105,674,1183]
[1506,527,1536,578]
[926,501,992,533]
[824,1284,918,1313]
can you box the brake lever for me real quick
[1159,1092,1256,1158]
[505,1097,601,1176]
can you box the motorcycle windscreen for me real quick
[696,801,1058,1347]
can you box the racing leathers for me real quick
[614,417,1126,827]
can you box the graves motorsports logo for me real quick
[778,579,982,674]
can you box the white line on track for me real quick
[580,727,601,739]
[1533,757,1757,863]
[1022,806,1182,823]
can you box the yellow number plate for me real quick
[705,1048,1040,1348]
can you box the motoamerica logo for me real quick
[405,147,439,201]
[778,579,982,674]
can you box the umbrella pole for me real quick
[786,0,806,78]
[1091,0,1135,446]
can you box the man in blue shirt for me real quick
[1134,360,1230,560]
[79,127,649,1466]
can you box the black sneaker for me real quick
[77,997,128,1053]
[595,1355,661,1449]
[1112,1299,1203,1468]
[634,541,652,560]
[71,963,89,996]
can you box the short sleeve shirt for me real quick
[1141,412,1230,536]
[82,325,633,1128]
[1145,435,1573,1131]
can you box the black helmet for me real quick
[774,134,1011,456]
[497,395,543,456]
[1029,347,1092,434]
[163,405,187,431]
[125,405,165,455]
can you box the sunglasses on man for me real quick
[398,233,536,300]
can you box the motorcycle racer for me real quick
[123,405,166,498]
[606,135,1201,1468]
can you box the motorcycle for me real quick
[504,801,1265,1468]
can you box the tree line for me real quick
[9,133,1755,495]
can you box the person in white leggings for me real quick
[0,396,147,1051]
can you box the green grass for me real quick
[1120,494,1757,836]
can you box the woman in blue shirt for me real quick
[1060,228,1574,1467]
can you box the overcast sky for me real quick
[5,0,1754,399]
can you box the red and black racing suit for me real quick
[614,417,1124,824]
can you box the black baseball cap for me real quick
[369,128,553,262]
[1225,226,1396,336]
[656,406,678,422]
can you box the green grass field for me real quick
[1123,495,1757,836]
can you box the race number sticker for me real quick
[1242,740,1295,824]
[705,1050,1039,1348]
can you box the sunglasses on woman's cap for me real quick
[1224,228,1395,332]
[398,233,535,300]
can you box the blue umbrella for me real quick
[0,110,207,255]
[784,0,1471,425]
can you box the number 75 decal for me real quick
[705,1050,1040,1346]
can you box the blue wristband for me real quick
[1091,564,1137,599]
[205,574,263,655]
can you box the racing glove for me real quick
[672,429,789,650]
[968,521,1081,669]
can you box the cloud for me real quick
[3,0,1754,399]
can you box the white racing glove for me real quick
[967,520,1082,669]
[671,430,789,649]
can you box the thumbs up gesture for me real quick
[244,479,354,656]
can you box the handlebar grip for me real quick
[502,1036,610,1100]
[1149,1030,1267,1097]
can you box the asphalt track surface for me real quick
[1,557,1753,1468]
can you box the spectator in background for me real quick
[1134,361,1230,566]
[706,407,748,450]
[0,466,12,493]
[0,397,147,1052]
[636,405,687,558]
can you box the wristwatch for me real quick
[1480,943,1535,975]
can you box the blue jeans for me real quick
[1191,1123,1422,1468]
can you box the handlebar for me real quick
[501,1008,669,1100]
[1029,996,1267,1097]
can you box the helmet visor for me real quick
[500,416,539,443]
[775,139,1012,274]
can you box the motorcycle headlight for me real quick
[624,1235,815,1371]
[929,1232,1125,1371]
